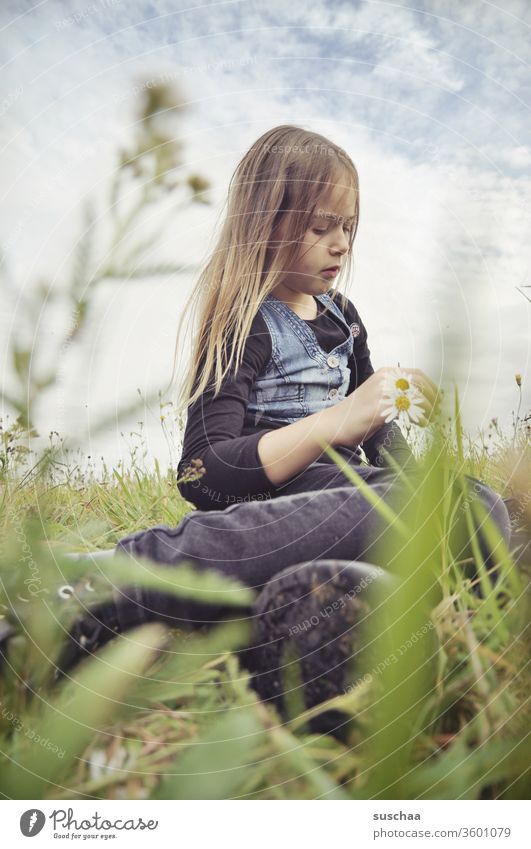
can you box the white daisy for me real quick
[381,369,425,426]
[383,368,415,395]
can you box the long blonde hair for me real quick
[172,124,360,415]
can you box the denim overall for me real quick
[247,291,354,426]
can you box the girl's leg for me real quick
[116,465,404,592]
[242,558,395,737]
[52,463,404,670]
[446,475,513,586]
[52,466,512,674]
[115,463,512,626]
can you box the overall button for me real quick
[326,354,339,368]
[328,388,339,400]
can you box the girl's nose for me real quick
[329,227,349,254]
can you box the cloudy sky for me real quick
[1,0,530,466]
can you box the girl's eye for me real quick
[312,224,353,236]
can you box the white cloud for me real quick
[500,145,531,168]
[1,0,529,463]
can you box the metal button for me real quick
[326,354,339,368]
[328,388,339,399]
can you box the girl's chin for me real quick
[306,280,330,295]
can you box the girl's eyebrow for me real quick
[312,212,355,223]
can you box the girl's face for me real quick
[272,183,357,301]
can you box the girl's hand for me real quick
[334,367,442,446]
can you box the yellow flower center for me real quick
[395,395,411,411]
[395,377,410,391]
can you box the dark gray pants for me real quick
[116,453,513,595]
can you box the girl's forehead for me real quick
[313,183,357,221]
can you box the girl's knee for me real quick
[463,476,512,549]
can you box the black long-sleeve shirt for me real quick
[177,292,416,510]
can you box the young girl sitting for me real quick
[174,123,440,513]
[49,127,512,713]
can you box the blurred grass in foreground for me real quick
[0,396,529,800]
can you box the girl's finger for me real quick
[416,384,435,407]
[408,367,437,392]
[417,393,441,423]
[410,371,440,405]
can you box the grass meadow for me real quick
[0,403,529,800]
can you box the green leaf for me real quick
[2,623,167,799]
[403,734,531,800]
[319,442,410,538]
[131,621,252,705]
[106,552,256,608]
[103,263,191,280]
[153,707,265,799]
[12,346,31,380]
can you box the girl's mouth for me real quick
[321,266,339,279]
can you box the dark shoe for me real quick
[240,559,393,736]
[0,557,130,679]
[55,579,253,678]
[0,618,15,666]
[54,592,143,677]
[45,546,259,676]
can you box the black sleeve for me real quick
[335,292,418,471]
[176,314,279,510]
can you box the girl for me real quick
[47,127,512,720]
[173,124,440,513]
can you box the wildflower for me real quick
[381,369,425,426]
[515,373,522,387]
[179,456,206,482]
[384,368,414,394]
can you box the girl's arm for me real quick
[257,296,437,487]
[341,296,416,470]
[257,366,437,486]
[177,315,280,510]
[256,401,364,485]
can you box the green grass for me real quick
[0,413,529,800]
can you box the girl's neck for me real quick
[270,286,319,320]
